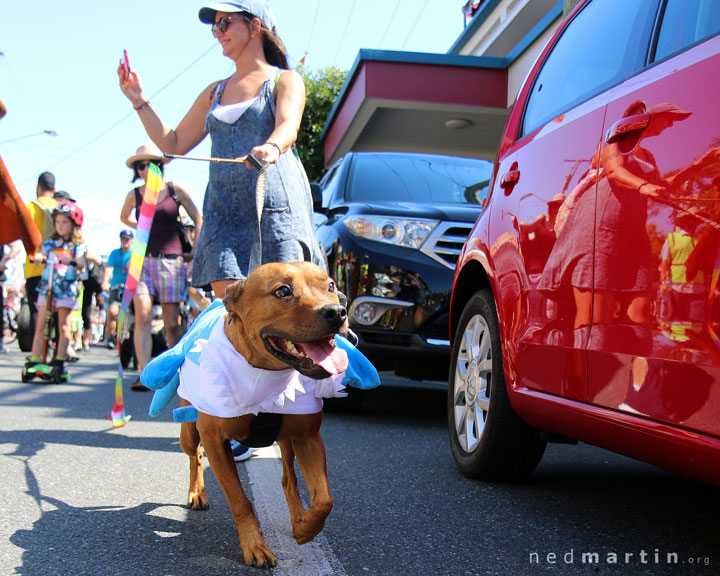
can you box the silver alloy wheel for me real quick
[452,313,492,453]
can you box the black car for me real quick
[313,151,492,382]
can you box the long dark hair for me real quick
[241,12,289,69]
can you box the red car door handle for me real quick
[606,113,650,143]
[500,169,520,189]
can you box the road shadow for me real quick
[6,449,276,576]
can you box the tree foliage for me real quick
[295,66,348,183]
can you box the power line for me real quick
[333,0,359,68]
[401,0,432,50]
[45,43,218,172]
[379,0,403,49]
[0,51,42,132]
[302,0,323,64]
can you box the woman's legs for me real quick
[105,302,119,342]
[572,287,617,329]
[132,292,154,373]
[211,280,235,299]
[626,293,653,324]
[161,302,181,348]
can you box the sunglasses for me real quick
[135,160,162,171]
[211,15,249,35]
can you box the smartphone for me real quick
[247,153,265,172]
[121,49,130,81]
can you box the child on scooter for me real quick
[25,202,86,382]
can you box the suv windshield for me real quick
[347,153,492,205]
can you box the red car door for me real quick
[490,107,603,402]
[587,12,720,436]
[490,0,659,401]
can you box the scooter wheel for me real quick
[21,368,33,383]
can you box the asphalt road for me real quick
[1,342,719,576]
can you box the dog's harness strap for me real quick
[242,412,283,448]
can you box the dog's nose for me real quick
[320,304,347,326]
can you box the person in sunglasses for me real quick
[116,0,324,299]
[120,143,202,391]
[118,0,325,462]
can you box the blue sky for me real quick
[1,1,467,255]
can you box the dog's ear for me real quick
[222,279,246,314]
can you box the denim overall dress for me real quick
[191,70,324,287]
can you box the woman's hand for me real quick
[637,182,665,198]
[117,62,148,109]
[246,142,281,169]
[32,253,44,266]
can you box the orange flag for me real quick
[0,155,42,254]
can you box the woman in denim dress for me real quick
[118,0,323,299]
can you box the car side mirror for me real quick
[310,182,324,213]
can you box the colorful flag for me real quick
[110,163,162,427]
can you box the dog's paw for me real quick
[187,489,209,510]
[243,545,278,569]
[292,514,326,545]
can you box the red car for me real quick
[448,0,720,484]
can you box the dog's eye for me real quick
[328,281,336,293]
[273,285,293,299]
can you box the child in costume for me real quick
[25,202,87,382]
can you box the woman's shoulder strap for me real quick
[211,76,234,105]
[167,181,179,204]
[209,79,225,106]
[273,70,281,100]
[205,78,230,132]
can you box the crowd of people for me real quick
[0,164,202,383]
[3,0,322,462]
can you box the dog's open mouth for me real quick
[264,335,349,375]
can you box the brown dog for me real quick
[178,261,348,568]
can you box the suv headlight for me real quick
[344,216,438,249]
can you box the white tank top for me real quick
[211,96,258,124]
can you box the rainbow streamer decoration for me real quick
[110,163,163,427]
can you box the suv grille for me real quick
[420,222,474,269]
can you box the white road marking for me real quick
[246,445,347,575]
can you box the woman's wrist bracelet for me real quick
[266,141,281,155]
[134,100,150,112]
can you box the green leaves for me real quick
[296,66,348,182]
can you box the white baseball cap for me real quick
[198,1,276,30]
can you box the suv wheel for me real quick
[448,289,546,480]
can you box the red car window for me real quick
[655,0,720,61]
[522,0,658,137]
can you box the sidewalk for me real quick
[0,342,343,576]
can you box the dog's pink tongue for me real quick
[299,339,349,374]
